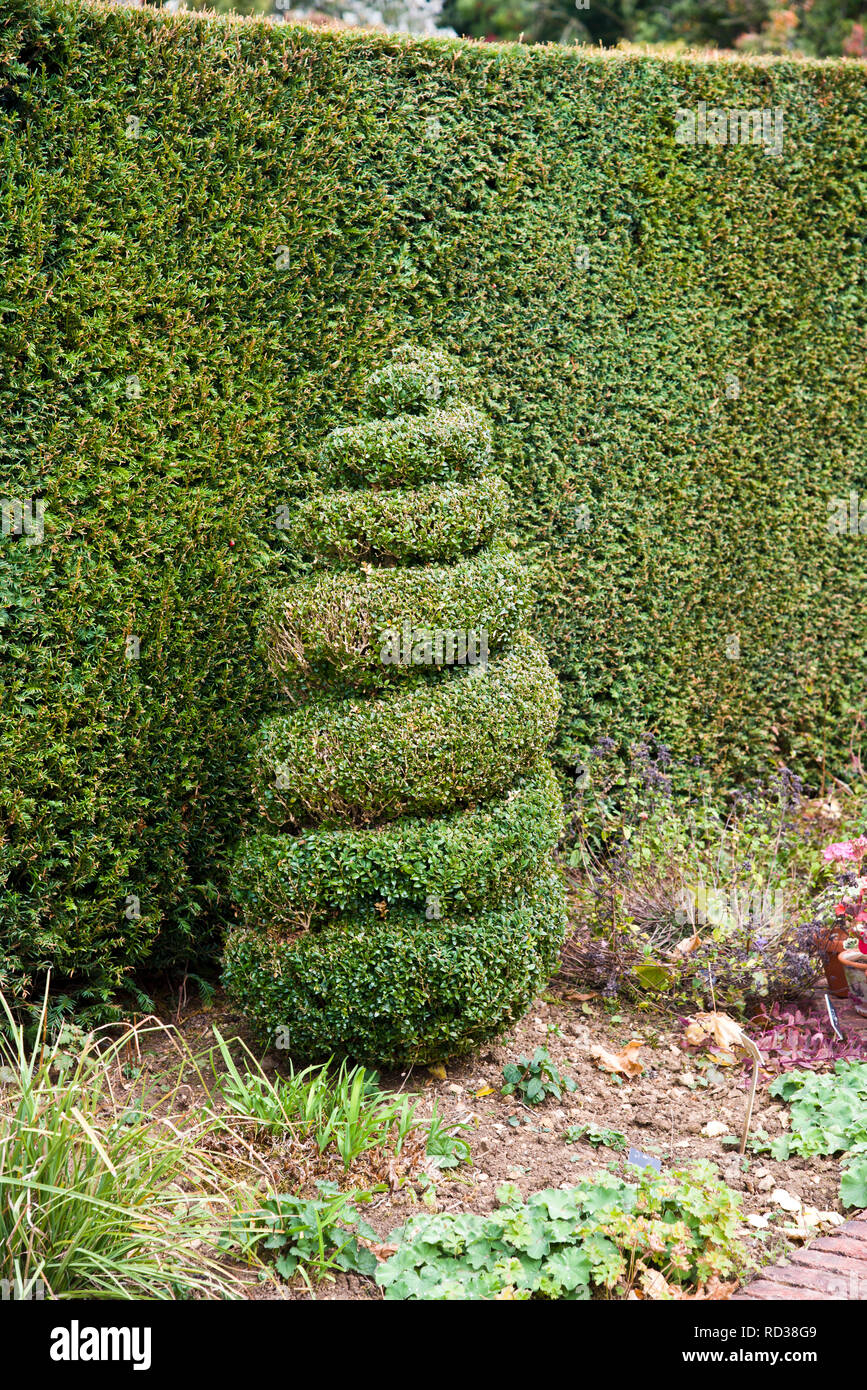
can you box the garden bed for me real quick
[135,979,851,1300]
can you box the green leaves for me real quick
[768,1061,867,1206]
[221,1184,379,1284]
[5,8,865,1006]
[261,547,530,690]
[376,1163,744,1299]
[501,1046,576,1105]
[289,475,511,566]
[223,864,568,1068]
[229,762,564,928]
[564,1122,628,1152]
[255,631,560,828]
[840,1159,867,1210]
[318,405,492,489]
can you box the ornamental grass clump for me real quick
[0,992,239,1301]
[223,344,568,1066]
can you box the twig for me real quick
[738,1036,763,1157]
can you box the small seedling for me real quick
[564,1123,628,1152]
[425,1115,472,1171]
[501,1048,576,1105]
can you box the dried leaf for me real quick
[590,1039,644,1077]
[693,1011,747,1054]
[426,1063,447,1081]
[689,1276,739,1301]
[367,1242,398,1261]
[672,932,702,958]
[641,1268,679,1300]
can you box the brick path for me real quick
[733,1212,867,1300]
[731,989,867,1299]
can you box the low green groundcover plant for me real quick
[764,1061,867,1208]
[501,1046,576,1105]
[565,1123,628,1153]
[220,1183,380,1288]
[375,1163,745,1300]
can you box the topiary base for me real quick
[222,863,568,1068]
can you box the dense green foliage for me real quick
[318,404,492,488]
[223,863,567,1065]
[376,1163,745,1299]
[254,632,559,825]
[764,1061,867,1207]
[221,1185,381,1284]
[288,475,511,565]
[261,546,529,688]
[230,762,564,929]
[2,0,865,998]
[226,344,567,1062]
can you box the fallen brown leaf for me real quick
[689,1277,739,1301]
[590,1038,644,1077]
[671,932,701,958]
[641,1269,680,1300]
[692,1011,747,1054]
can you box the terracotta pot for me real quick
[838,949,867,1016]
[818,927,849,998]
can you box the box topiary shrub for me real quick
[223,345,568,1066]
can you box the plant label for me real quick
[824,992,847,1042]
[627,1147,662,1173]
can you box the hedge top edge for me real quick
[56,1,867,69]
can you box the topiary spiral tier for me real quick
[223,344,568,1067]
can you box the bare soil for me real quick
[135,979,852,1300]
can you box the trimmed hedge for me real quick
[364,342,474,418]
[260,546,530,689]
[3,0,866,996]
[229,759,564,929]
[227,343,567,1063]
[255,630,560,826]
[288,474,511,564]
[317,404,493,488]
[222,862,568,1067]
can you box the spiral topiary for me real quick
[223,343,568,1067]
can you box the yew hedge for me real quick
[1,0,865,996]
